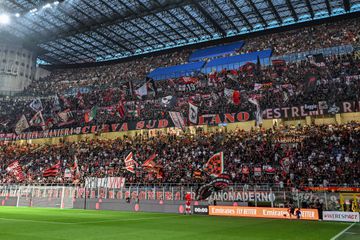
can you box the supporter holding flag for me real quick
[43,161,61,177]
[147,77,158,96]
[188,102,198,124]
[58,109,75,126]
[224,88,241,105]
[29,98,43,112]
[124,152,138,173]
[116,100,126,119]
[161,96,177,108]
[204,152,224,177]
[135,83,148,98]
[169,112,186,130]
[15,115,29,134]
[29,111,46,130]
[142,153,157,170]
[6,161,25,182]
[84,106,98,123]
[76,91,85,108]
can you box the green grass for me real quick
[0,207,357,240]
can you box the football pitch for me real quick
[0,207,358,240]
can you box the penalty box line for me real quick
[330,223,357,240]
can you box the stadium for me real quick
[0,0,359,239]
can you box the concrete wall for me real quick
[0,42,36,95]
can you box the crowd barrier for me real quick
[0,185,358,222]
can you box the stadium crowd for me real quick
[0,123,359,187]
[17,17,360,97]
[0,17,359,187]
[0,52,359,134]
[241,18,360,55]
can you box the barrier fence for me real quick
[0,184,359,212]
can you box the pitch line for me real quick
[330,222,356,240]
[0,215,183,225]
[76,215,184,224]
[0,217,74,225]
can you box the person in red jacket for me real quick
[185,193,192,215]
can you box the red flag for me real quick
[43,161,61,177]
[180,77,198,84]
[76,91,85,108]
[6,161,25,182]
[232,90,240,105]
[116,100,126,119]
[204,152,224,177]
[142,153,157,170]
[124,152,137,173]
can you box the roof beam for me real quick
[285,0,299,21]
[245,0,267,26]
[266,0,283,24]
[102,1,163,48]
[24,0,188,44]
[208,0,239,32]
[77,0,131,51]
[23,0,111,59]
[137,0,188,42]
[325,0,332,15]
[93,1,149,49]
[305,0,315,18]
[55,4,113,55]
[125,2,175,44]
[180,6,213,36]
[228,0,253,30]
[154,0,197,38]
[190,0,227,36]
[343,0,351,12]
[21,0,97,61]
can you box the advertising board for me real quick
[323,211,359,222]
[208,206,319,220]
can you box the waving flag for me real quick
[169,112,186,130]
[29,111,45,129]
[161,95,177,108]
[29,98,43,112]
[248,97,262,126]
[142,153,157,171]
[58,109,75,126]
[84,106,98,123]
[135,83,148,97]
[43,161,61,177]
[76,91,85,108]
[180,77,198,84]
[116,100,126,119]
[204,152,224,177]
[6,161,25,182]
[224,88,241,105]
[188,102,198,124]
[124,152,138,173]
[15,115,29,134]
[147,77,158,95]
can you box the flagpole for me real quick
[83,186,87,210]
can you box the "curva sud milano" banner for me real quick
[1,100,359,141]
[0,111,252,141]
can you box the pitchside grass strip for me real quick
[0,207,354,240]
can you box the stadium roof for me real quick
[0,0,360,65]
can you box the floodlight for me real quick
[54,1,60,5]
[15,13,20,18]
[30,8,38,13]
[0,14,10,25]
[43,3,52,9]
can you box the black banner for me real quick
[193,205,209,215]
[262,100,360,119]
